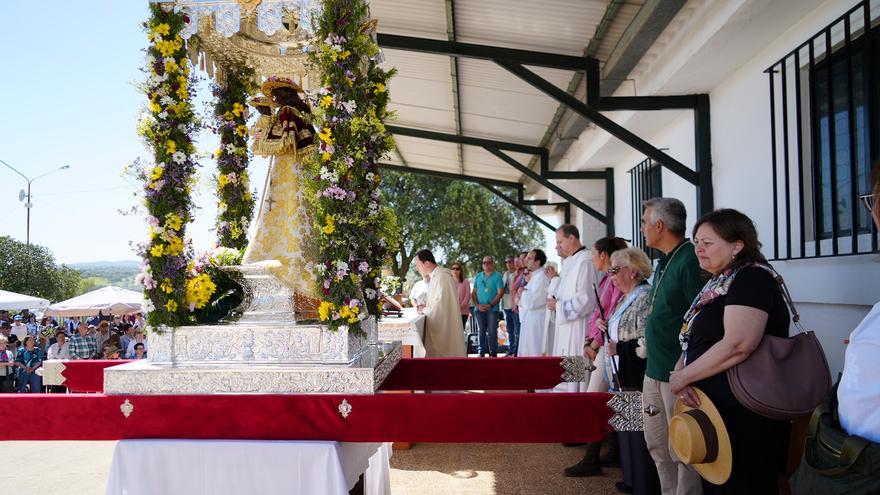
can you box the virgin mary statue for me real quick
[242,76,316,298]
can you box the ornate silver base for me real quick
[104,342,401,395]
[148,317,378,366]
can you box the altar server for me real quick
[548,224,598,391]
[517,249,550,357]
[415,249,466,357]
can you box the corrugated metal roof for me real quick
[372,0,643,185]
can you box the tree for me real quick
[381,170,545,280]
[0,236,83,302]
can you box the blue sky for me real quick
[0,1,271,263]
[0,1,556,268]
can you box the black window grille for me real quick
[629,158,662,259]
[766,0,879,260]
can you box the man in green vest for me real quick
[641,197,706,495]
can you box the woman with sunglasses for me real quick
[450,262,471,331]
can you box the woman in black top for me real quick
[669,209,790,494]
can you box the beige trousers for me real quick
[642,376,703,495]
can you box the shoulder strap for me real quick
[751,264,807,335]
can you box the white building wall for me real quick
[568,0,880,376]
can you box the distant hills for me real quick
[67,260,140,291]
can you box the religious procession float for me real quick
[3,0,637,453]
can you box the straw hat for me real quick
[261,76,303,95]
[248,95,276,108]
[669,387,732,485]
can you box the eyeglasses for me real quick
[860,193,875,213]
[451,267,461,271]
[607,266,622,275]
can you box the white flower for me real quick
[172,151,186,164]
[336,260,349,271]
[341,100,356,113]
[365,172,375,182]
[160,95,176,106]
[142,298,155,313]
[225,143,237,154]
[157,111,168,120]
[177,124,187,133]
[365,288,377,299]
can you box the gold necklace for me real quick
[647,240,691,315]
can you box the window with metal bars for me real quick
[766,0,879,260]
[629,158,662,259]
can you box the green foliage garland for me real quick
[134,5,212,327]
[304,0,398,333]
[211,66,257,250]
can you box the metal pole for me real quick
[26,181,32,245]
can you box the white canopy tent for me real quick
[43,286,144,317]
[0,289,50,311]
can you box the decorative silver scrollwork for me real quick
[607,391,645,432]
[338,399,352,419]
[120,399,134,419]
[560,356,588,382]
[213,4,242,38]
[257,2,285,35]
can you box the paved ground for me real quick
[0,441,620,494]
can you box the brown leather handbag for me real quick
[726,266,832,420]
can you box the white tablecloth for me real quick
[378,308,426,357]
[106,440,391,495]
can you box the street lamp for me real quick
[0,159,71,245]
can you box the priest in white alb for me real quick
[415,249,466,357]
[517,248,551,357]
[547,224,598,392]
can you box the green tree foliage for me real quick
[381,170,545,280]
[0,236,83,302]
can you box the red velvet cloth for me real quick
[61,360,132,393]
[0,392,614,442]
[380,357,581,391]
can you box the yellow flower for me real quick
[235,124,248,137]
[160,279,174,294]
[149,101,162,114]
[150,166,164,181]
[339,50,351,60]
[165,300,178,312]
[164,59,179,74]
[185,273,217,310]
[322,214,336,235]
[244,191,252,202]
[176,86,188,101]
[155,39,181,57]
[166,236,183,256]
[213,148,222,159]
[231,103,245,117]
[322,151,332,161]
[374,82,386,94]
[150,244,165,258]
[318,301,336,321]
[339,305,352,320]
[317,127,333,144]
[319,95,333,109]
[217,174,230,188]
[166,140,177,154]
[153,23,171,36]
[165,213,183,231]
[224,111,235,121]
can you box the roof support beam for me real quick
[484,147,609,233]
[378,163,522,190]
[597,95,703,111]
[494,59,700,186]
[482,184,557,232]
[387,125,543,155]
[377,33,595,72]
